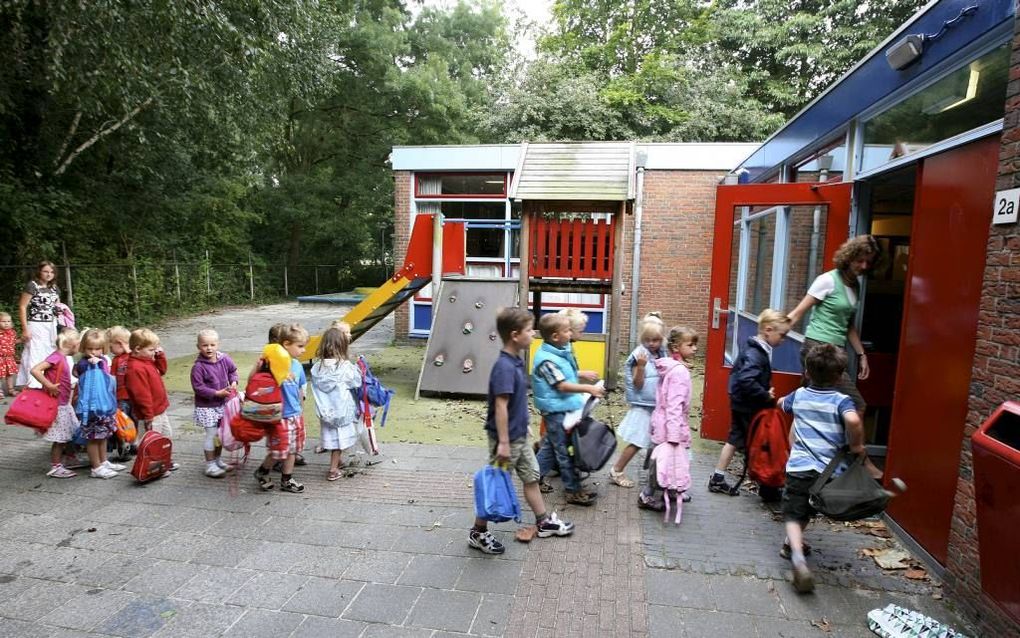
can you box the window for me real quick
[743,212,776,318]
[784,205,828,335]
[415,173,506,197]
[860,44,1009,173]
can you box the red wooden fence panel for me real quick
[529,216,614,279]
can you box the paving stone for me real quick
[290,548,357,579]
[455,557,522,595]
[189,536,263,568]
[122,560,206,597]
[397,555,468,589]
[0,580,91,622]
[645,569,715,609]
[710,574,786,618]
[149,602,246,638]
[358,625,435,638]
[74,556,158,589]
[226,572,308,610]
[754,616,838,637]
[0,617,99,638]
[471,593,513,637]
[222,608,305,637]
[158,507,224,533]
[342,583,423,624]
[236,541,319,573]
[281,576,363,617]
[407,588,481,633]
[291,615,368,638]
[95,596,185,638]
[173,568,257,604]
[344,549,413,584]
[41,588,137,631]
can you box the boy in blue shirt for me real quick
[469,308,574,555]
[533,313,605,507]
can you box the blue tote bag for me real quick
[76,363,117,423]
[473,464,521,523]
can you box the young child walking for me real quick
[124,328,178,470]
[106,325,135,460]
[31,329,81,478]
[190,329,239,478]
[0,312,19,399]
[709,309,790,495]
[310,327,362,481]
[73,329,126,479]
[533,312,605,506]
[639,326,698,510]
[469,308,574,555]
[778,343,869,593]
[254,323,308,493]
[609,316,667,487]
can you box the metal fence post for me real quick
[173,250,182,301]
[205,250,211,295]
[283,266,289,297]
[248,252,255,300]
[131,262,141,322]
[314,267,319,294]
[61,242,74,308]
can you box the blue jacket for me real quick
[728,337,773,412]
[531,342,584,414]
[624,345,667,407]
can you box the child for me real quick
[608,316,667,487]
[533,312,605,506]
[469,308,574,554]
[124,328,179,470]
[639,326,698,509]
[709,309,791,495]
[778,343,869,593]
[254,323,308,493]
[310,327,362,481]
[0,312,19,399]
[31,329,81,478]
[106,325,135,459]
[73,329,125,478]
[557,308,598,382]
[190,329,239,478]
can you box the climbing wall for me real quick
[416,278,519,398]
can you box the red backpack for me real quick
[130,430,173,482]
[735,407,791,501]
[240,370,283,423]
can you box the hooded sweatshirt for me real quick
[649,356,692,447]
[190,352,239,408]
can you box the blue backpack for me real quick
[473,464,521,523]
[76,362,117,424]
[355,355,395,427]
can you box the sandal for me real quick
[780,541,812,560]
[514,525,538,543]
[327,469,343,481]
[538,478,554,494]
[255,468,274,491]
[608,468,635,488]
[565,491,597,506]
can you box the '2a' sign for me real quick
[993,188,1020,225]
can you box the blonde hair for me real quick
[329,320,352,336]
[638,319,665,344]
[279,323,309,345]
[79,328,107,353]
[642,311,664,327]
[197,329,219,345]
[757,309,791,331]
[129,328,160,351]
[666,325,699,352]
[106,325,131,345]
[316,327,350,361]
[0,311,11,322]
[56,328,80,352]
[538,313,570,341]
[558,308,588,334]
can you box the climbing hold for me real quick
[433,354,445,367]
[474,301,484,309]
[488,332,498,341]
[448,295,457,303]
[462,322,473,335]
[462,358,474,373]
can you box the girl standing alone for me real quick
[310,327,362,481]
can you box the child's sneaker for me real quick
[468,529,506,554]
[280,477,304,493]
[565,490,597,506]
[205,464,226,478]
[90,465,118,479]
[536,512,575,538]
[102,460,127,472]
[791,561,815,593]
[169,462,181,471]
[708,473,737,495]
[63,454,90,470]
[216,458,234,471]
[255,468,274,491]
[46,464,76,479]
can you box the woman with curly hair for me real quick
[786,235,881,412]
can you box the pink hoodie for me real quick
[649,356,692,447]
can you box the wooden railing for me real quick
[529,216,615,279]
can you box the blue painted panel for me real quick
[413,304,433,331]
[734,314,803,375]
[740,0,1014,180]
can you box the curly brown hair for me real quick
[832,235,880,272]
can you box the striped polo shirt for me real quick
[781,386,857,474]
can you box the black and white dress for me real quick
[17,280,60,388]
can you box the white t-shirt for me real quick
[807,272,857,306]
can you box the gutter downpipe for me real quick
[629,163,646,349]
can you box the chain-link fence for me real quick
[0,257,388,329]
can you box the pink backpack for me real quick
[650,442,691,524]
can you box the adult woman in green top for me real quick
[786,235,881,411]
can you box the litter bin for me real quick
[971,401,1020,623]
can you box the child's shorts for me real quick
[782,470,821,523]
[267,415,306,460]
[727,408,755,451]
[488,435,540,485]
[194,406,224,429]
[139,412,173,438]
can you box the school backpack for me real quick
[240,369,283,424]
[650,442,691,524]
[733,407,791,501]
[130,430,173,482]
[75,362,117,424]
[355,355,394,427]
[230,414,269,444]
[568,398,617,473]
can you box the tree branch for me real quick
[54,97,155,176]
[52,111,82,169]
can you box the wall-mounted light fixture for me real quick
[886,5,978,71]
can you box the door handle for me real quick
[712,297,725,329]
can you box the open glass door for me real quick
[702,182,852,440]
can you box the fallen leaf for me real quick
[159,610,176,620]
[872,548,911,570]
[905,568,928,580]
[869,528,892,538]
[86,528,96,533]
[810,617,833,632]
[425,521,442,531]
[932,592,943,600]
[860,548,882,557]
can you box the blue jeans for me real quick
[536,413,580,493]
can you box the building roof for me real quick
[508,142,636,201]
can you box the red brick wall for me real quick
[393,171,412,343]
[944,19,1020,637]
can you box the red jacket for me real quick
[125,354,169,420]
[114,351,165,401]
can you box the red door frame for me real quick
[703,182,853,441]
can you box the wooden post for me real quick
[131,262,141,322]
[205,250,211,295]
[283,265,289,297]
[518,204,531,312]
[61,242,74,309]
[314,266,319,294]
[248,252,255,300]
[605,202,627,390]
[173,250,182,301]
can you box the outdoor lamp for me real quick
[886,5,978,72]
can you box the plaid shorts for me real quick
[267,415,305,460]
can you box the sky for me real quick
[418,0,553,58]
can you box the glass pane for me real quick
[861,44,1008,173]
[742,213,775,317]
[725,211,741,366]
[440,201,505,219]
[466,228,504,258]
[784,204,828,334]
[791,140,845,184]
[417,173,505,196]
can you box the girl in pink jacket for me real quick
[641,326,698,520]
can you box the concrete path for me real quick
[0,391,973,637]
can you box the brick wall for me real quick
[944,18,1020,637]
[393,171,412,343]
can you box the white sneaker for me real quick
[90,466,118,479]
[102,460,127,472]
[169,462,181,471]
[215,458,234,471]
[205,464,226,478]
[47,465,76,479]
